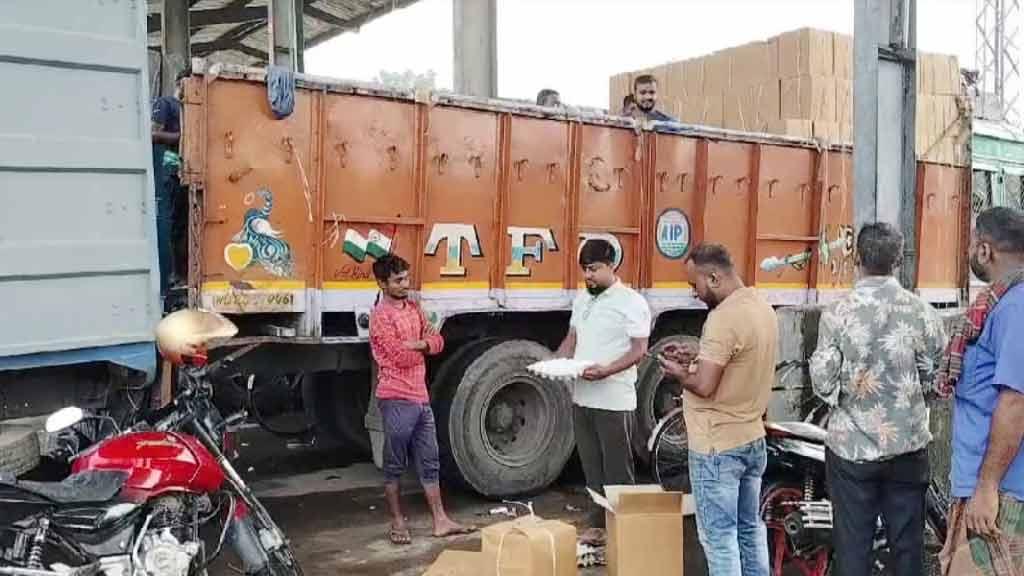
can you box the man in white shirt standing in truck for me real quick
[556,238,652,538]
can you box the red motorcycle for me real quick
[0,310,302,576]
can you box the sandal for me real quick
[389,526,412,545]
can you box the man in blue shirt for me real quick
[942,206,1024,575]
[151,69,187,300]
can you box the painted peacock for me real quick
[233,187,295,277]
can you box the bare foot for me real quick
[433,518,475,538]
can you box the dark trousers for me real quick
[573,405,636,528]
[826,448,929,576]
[379,399,441,485]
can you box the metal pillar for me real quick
[269,0,304,71]
[853,0,918,288]
[160,0,190,97]
[453,0,497,98]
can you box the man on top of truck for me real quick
[368,255,472,545]
[633,74,676,122]
[536,88,561,107]
[556,239,651,539]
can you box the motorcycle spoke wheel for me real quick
[761,483,831,576]
[265,545,303,576]
[651,411,690,492]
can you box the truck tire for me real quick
[435,340,574,497]
[0,426,41,477]
[305,371,372,457]
[432,339,501,482]
[634,334,700,463]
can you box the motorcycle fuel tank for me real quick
[71,432,225,499]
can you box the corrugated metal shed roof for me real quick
[146,0,421,66]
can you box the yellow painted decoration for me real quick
[224,243,254,272]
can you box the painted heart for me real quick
[224,242,253,272]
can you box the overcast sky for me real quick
[306,0,976,109]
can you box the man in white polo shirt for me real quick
[556,238,652,531]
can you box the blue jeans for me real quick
[689,438,769,576]
[152,145,174,298]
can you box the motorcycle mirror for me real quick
[45,406,85,433]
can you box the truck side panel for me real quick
[185,71,968,336]
[0,0,159,370]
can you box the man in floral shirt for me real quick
[810,222,946,576]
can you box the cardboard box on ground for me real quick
[423,551,484,576]
[481,516,577,576]
[422,515,577,576]
[589,485,690,576]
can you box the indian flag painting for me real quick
[343,229,392,262]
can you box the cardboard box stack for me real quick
[609,28,967,166]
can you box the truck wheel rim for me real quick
[651,374,677,422]
[479,375,551,467]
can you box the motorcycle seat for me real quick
[0,470,128,504]
[765,421,827,444]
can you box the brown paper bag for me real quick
[481,516,577,576]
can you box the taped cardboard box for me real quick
[917,53,935,94]
[683,59,705,105]
[700,90,725,127]
[730,40,778,87]
[833,33,853,78]
[683,95,707,125]
[778,28,833,78]
[812,121,841,142]
[423,550,483,576]
[609,73,631,111]
[481,516,577,576]
[932,55,961,96]
[836,79,852,126]
[916,94,937,155]
[590,485,685,576]
[703,50,733,97]
[767,119,814,139]
[724,82,780,132]
[781,75,837,122]
[664,61,689,106]
[937,96,960,138]
[840,122,853,145]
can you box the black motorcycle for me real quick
[649,360,949,576]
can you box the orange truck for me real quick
[181,62,969,496]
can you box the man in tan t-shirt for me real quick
[658,243,777,576]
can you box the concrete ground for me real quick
[210,429,614,576]
[210,428,941,576]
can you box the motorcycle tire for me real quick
[262,545,303,576]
